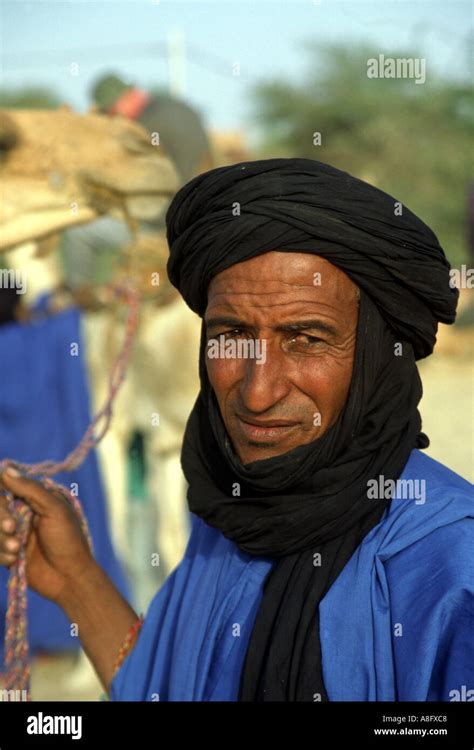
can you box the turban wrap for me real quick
[165,158,458,702]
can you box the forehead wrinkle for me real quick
[209,277,342,292]
[205,296,351,326]
[207,289,354,312]
[209,274,357,303]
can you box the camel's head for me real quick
[0,108,179,251]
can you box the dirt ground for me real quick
[418,353,473,483]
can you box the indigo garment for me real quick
[110,450,473,702]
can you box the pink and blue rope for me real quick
[0,282,140,699]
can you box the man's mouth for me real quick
[235,415,299,442]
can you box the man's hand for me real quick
[0,467,96,605]
[0,466,140,694]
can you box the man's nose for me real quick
[238,344,290,413]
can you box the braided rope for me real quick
[0,282,140,699]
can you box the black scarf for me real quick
[165,158,458,701]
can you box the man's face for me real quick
[205,252,359,465]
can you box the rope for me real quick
[0,282,140,699]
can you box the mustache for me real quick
[233,406,317,424]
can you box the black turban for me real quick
[165,158,458,702]
[167,157,457,359]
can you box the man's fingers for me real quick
[0,488,18,537]
[0,553,18,567]
[0,468,61,516]
[1,517,16,534]
[0,545,20,565]
[0,496,16,533]
[2,535,20,551]
[0,484,19,566]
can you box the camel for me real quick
[76,232,201,579]
[3,235,201,588]
[0,107,179,252]
[0,106,205,700]
[0,106,201,581]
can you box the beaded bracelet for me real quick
[112,614,145,677]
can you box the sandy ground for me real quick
[30,651,104,702]
[419,353,473,483]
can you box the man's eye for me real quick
[289,333,323,346]
[206,328,243,340]
[222,328,246,338]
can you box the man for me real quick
[61,71,213,294]
[0,159,472,702]
[91,73,213,184]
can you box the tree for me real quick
[0,87,61,109]
[251,43,472,267]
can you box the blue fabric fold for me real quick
[110,450,473,701]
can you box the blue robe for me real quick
[110,449,473,701]
[0,302,130,665]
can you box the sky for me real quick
[1,0,472,140]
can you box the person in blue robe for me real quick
[110,158,473,702]
[0,158,472,703]
[0,291,130,666]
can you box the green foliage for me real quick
[0,86,61,109]
[251,43,473,266]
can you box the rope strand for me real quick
[0,282,140,699]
